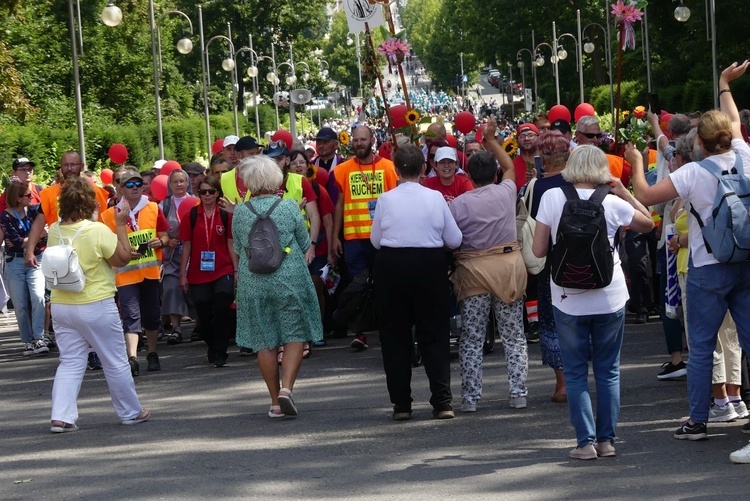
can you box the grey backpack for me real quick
[244,198,292,274]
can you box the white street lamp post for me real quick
[534,41,558,105]
[205,30,238,135]
[582,20,614,118]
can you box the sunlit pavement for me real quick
[2,311,750,500]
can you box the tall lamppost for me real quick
[534,42,559,105]
[556,30,583,104]
[582,21,614,117]
[674,0,717,108]
[347,32,363,98]
[276,44,300,138]
[316,59,329,127]
[295,62,310,134]
[236,36,265,139]
[69,0,122,165]
[516,48,536,112]
[153,8,193,159]
[205,30,238,135]
[246,46,280,130]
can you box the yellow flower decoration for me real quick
[405,109,421,125]
[621,110,630,121]
[338,131,350,146]
[503,136,519,157]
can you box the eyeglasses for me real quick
[518,133,538,140]
[578,131,603,139]
[20,193,32,199]
[123,180,143,189]
[15,167,33,173]
[198,188,217,195]
[269,140,287,150]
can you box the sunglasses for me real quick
[123,180,143,189]
[579,131,603,139]
[198,188,218,195]
[20,193,32,199]
[269,140,287,150]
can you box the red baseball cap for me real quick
[517,123,540,136]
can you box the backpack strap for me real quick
[60,220,91,246]
[560,183,580,201]
[245,197,283,218]
[162,196,173,218]
[589,184,612,204]
[219,208,229,229]
[189,205,199,230]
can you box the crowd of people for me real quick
[4,58,750,464]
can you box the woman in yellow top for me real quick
[48,177,149,433]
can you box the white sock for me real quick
[729,396,742,403]
[715,397,730,407]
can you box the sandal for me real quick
[268,405,285,418]
[122,409,151,425]
[166,330,182,345]
[302,343,311,359]
[277,346,284,365]
[278,388,298,416]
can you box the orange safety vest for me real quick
[40,182,110,225]
[334,157,398,240]
[100,203,162,287]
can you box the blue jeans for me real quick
[3,255,46,343]
[553,306,625,447]
[686,261,750,423]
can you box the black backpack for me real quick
[244,198,293,274]
[550,184,614,290]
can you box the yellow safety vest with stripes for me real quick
[333,156,398,241]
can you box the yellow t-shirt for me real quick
[47,220,118,305]
[674,210,689,274]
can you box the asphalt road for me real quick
[2,311,750,500]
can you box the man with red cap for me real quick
[511,123,540,193]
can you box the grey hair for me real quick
[684,127,703,161]
[668,114,693,137]
[562,145,612,185]
[240,155,283,194]
[576,115,600,129]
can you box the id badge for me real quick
[200,251,216,271]
[367,200,377,219]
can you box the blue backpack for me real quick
[689,155,750,263]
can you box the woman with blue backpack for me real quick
[630,61,750,463]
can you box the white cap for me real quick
[152,159,167,171]
[223,135,240,148]
[434,146,457,163]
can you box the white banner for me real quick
[344,0,385,33]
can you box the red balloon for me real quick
[150,174,169,202]
[548,104,572,124]
[574,103,596,122]
[388,105,408,129]
[108,143,128,164]
[454,111,476,134]
[160,160,182,177]
[475,123,488,144]
[445,134,458,148]
[272,130,295,149]
[100,168,113,185]
[212,138,225,154]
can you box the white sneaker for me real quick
[733,400,750,419]
[730,441,750,464]
[708,403,739,422]
[509,396,527,409]
[460,401,477,413]
[33,339,49,355]
[22,343,34,356]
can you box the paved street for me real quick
[2,312,750,500]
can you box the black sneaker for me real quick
[674,420,707,440]
[742,421,750,435]
[634,313,647,324]
[239,347,255,357]
[657,361,687,380]
[128,356,140,377]
[393,405,413,421]
[146,352,161,372]
[87,352,103,370]
[525,322,540,344]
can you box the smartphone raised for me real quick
[649,93,661,115]
[136,242,150,254]
[534,155,544,179]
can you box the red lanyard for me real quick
[203,209,216,250]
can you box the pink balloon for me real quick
[388,105,408,129]
[574,103,596,122]
[108,143,128,164]
[150,174,169,202]
[212,139,225,154]
[100,168,113,185]
[160,160,182,177]
[272,130,294,149]
[454,111,476,134]
[445,134,457,148]
[548,104,572,124]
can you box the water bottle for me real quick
[664,224,682,319]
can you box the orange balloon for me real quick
[100,168,113,185]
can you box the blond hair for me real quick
[562,145,611,185]
[698,109,733,155]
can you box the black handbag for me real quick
[333,270,378,332]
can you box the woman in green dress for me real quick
[233,155,323,418]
